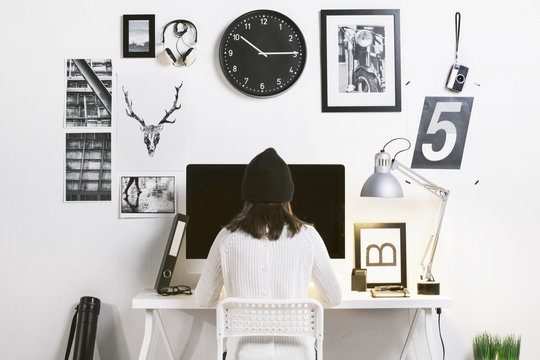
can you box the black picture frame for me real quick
[123,14,155,58]
[155,213,189,291]
[320,9,401,112]
[354,223,406,288]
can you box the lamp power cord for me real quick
[437,307,446,360]
[381,137,411,161]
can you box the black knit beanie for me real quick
[241,148,294,202]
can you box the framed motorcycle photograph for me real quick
[320,9,401,112]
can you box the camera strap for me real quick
[64,305,79,360]
[454,12,462,64]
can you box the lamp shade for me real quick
[360,151,403,198]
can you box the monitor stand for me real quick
[170,242,206,288]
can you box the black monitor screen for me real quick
[186,164,345,259]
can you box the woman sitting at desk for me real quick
[196,148,342,360]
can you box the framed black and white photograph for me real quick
[320,9,401,112]
[65,59,112,127]
[65,133,111,202]
[123,14,155,58]
[120,175,176,217]
[354,223,406,288]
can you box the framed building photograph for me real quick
[320,9,401,112]
[354,223,406,288]
[65,133,111,202]
[123,14,155,58]
[120,175,176,217]
[65,59,112,128]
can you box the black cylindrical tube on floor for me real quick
[73,296,101,360]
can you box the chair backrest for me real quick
[216,297,324,360]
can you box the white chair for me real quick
[216,297,324,360]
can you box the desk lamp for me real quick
[360,138,450,295]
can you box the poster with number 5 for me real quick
[412,97,474,169]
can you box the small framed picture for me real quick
[123,14,155,58]
[120,175,176,217]
[320,9,401,112]
[354,223,406,288]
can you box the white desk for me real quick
[132,289,452,360]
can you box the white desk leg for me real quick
[399,309,420,360]
[155,309,176,360]
[138,309,154,360]
[424,308,438,360]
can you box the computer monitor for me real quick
[186,164,345,260]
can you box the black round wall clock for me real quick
[219,10,307,97]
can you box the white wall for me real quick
[1,0,539,359]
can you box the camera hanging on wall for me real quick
[446,12,468,92]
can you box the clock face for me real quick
[219,10,307,97]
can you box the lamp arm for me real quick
[392,160,450,282]
[422,199,448,281]
[392,160,449,200]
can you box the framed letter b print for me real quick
[320,9,401,112]
[354,223,407,288]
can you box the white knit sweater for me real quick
[195,225,342,360]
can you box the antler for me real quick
[122,86,146,127]
[159,82,183,125]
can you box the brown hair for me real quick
[226,201,309,240]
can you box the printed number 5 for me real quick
[421,102,461,162]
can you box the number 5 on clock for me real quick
[411,97,474,169]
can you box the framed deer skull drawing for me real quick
[117,74,187,171]
[122,83,182,158]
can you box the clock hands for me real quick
[240,36,298,57]
[258,51,299,56]
[240,36,268,57]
